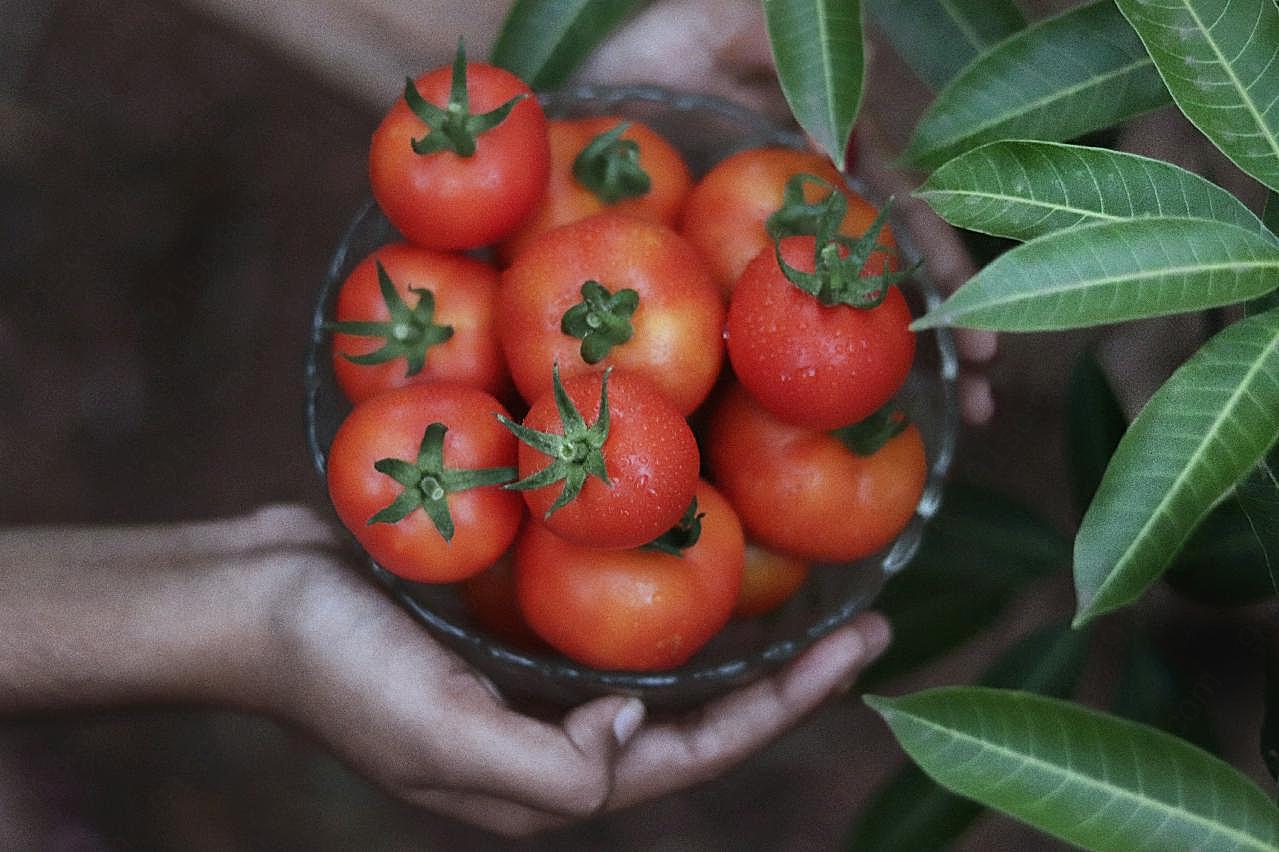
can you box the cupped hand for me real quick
[262,506,889,837]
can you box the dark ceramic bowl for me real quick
[305,85,959,712]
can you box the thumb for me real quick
[565,694,647,757]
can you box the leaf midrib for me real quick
[888,704,1279,850]
[1087,318,1279,614]
[919,187,1128,224]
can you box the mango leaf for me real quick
[866,687,1279,850]
[763,0,864,171]
[1067,352,1129,519]
[917,140,1275,243]
[860,483,1068,688]
[902,0,1170,172]
[849,626,1090,851]
[1074,307,1279,625]
[1115,0,1279,195]
[911,217,1279,332]
[864,0,1025,91]
[1267,191,1279,234]
[490,0,647,90]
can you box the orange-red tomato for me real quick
[500,212,724,415]
[515,480,744,670]
[706,381,926,563]
[680,147,894,298]
[498,117,691,263]
[329,242,509,404]
[369,56,549,250]
[734,544,811,618]
[459,552,547,652]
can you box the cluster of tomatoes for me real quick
[324,45,926,672]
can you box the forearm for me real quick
[0,505,334,716]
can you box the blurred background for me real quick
[2,0,1273,848]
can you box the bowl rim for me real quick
[304,83,959,699]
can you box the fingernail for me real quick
[612,697,645,747]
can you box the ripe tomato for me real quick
[734,543,811,618]
[515,480,744,670]
[326,382,522,583]
[503,367,699,550]
[497,116,692,263]
[727,235,915,430]
[706,381,926,563]
[680,147,894,298]
[500,212,724,415]
[459,552,547,652]
[369,46,549,250]
[328,242,508,404]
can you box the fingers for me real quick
[607,612,891,808]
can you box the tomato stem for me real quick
[560,280,638,364]
[831,405,909,456]
[404,39,526,159]
[499,365,613,518]
[325,261,454,376]
[642,498,704,556]
[572,122,651,205]
[368,422,516,540]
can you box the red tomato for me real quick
[500,212,724,415]
[498,116,692,263]
[680,147,893,298]
[706,382,926,563]
[515,480,744,670]
[734,543,811,618]
[459,552,547,652]
[329,242,508,404]
[727,235,915,430]
[326,382,522,583]
[369,48,549,250]
[505,368,699,550]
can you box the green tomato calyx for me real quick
[368,422,516,541]
[499,364,613,519]
[404,39,526,158]
[572,122,652,204]
[765,173,914,309]
[642,498,704,556]
[326,261,454,376]
[560,280,639,364]
[831,405,909,456]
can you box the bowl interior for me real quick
[304,85,958,711]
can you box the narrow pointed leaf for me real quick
[849,626,1089,851]
[1115,0,1279,194]
[490,0,648,90]
[903,0,1170,172]
[866,687,1279,851]
[763,0,864,171]
[864,0,1025,90]
[1067,352,1129,517]
[912,217,1279,332]
[1075,308,1279,625]
[918,140,1275,243]
[1266,191,1279,234]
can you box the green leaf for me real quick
[912,217,1279,332]
[917,140,1275,243]
[861,483,1068,688]
[763,0,865,171]
[1266,191,1279,234]
[1074,308,1279,625]
[866,687,1279,850]
[903,0,1170,172]
[849,626,1090,851]
[864,0,1025,90]
[1067,352,1129,518]
[1115,0,1279,195]
[490,0,648,90]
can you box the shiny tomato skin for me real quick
[326,382,523,583]
[331,242,509,404]
[515,369,699,550]
[727,236,915,430]
[498,117,692,263]
[680,147,894,298]
[369,61,549,250]
[515,480,744,670]
[734,543,811,618]
[500,212,724,415]
[706,382,926,563]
